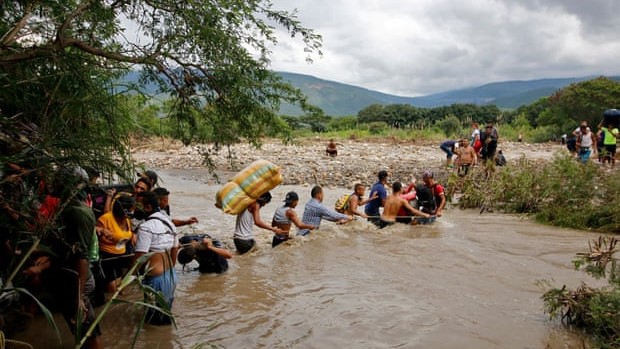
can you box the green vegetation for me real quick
[455,155,620,233]
[0,0,321,346]
[540,236,620,348]
[2,0,620,347]
[269,76,620,143]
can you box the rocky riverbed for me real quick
[131,137,566,188]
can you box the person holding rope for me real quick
[133,191,179,325]
[153,187,198,227]
[298,186,353,236]
[177,234,232,273]
[233,191,284,254]
[377,182,432,229]
[342,183,378,219]
[271,191,316,247]
[365,170,389,225]
[95,192,135,296]
[417,171,446,217]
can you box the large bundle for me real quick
[215,160,282,215]
[602,109,620,129]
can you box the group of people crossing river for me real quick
[11,161,448,348]
[15,116,564,348]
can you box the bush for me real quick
[366,121,389,135]
[456,153,620,233]
[541,236,620,348]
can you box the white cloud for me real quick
[267,0,620,96]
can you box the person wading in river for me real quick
[298,186,353,236]
[365,170,388,225]
[233,192,284,254]
[378,182,431,229]
[133,191,178,325]
[271,191,316,247]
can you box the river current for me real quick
[19,169,600,349]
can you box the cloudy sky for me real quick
[267,0,620,96]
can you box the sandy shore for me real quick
[131,137,566,188]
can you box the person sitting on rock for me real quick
[326,139,338,157]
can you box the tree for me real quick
[1,0,322,148]
[357,104,385,123]
[0,1,322,341]
[298,107,331,132]
[515,97,549,127]
[383,104,410,128]
[327,115,357,131]
[542,77,620,132]
[437,115,462,137]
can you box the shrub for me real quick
[456,153,620,233]
[366,122,389,135]
[541,237,620,348]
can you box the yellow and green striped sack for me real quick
[215,159,282,214]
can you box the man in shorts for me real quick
[378,182,431,228]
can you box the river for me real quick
[18,169,600,349]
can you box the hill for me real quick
[119,71,620,116]
[278,72,620,115]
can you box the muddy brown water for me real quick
[16,169,601,349]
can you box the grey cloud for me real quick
[268,0,620,96]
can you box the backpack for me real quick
[179,234,228,273]
[416,184,439,214]
[334,193,352,213]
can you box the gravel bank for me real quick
[131,138,565,188]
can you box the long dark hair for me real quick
[112,192,135,221]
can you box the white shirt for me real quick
[471,129,480,139]
[234,208,255,240]
[579,130,593,148]
[135,211,178,253]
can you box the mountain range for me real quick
[277,72,620,116]
[121,70,619,116]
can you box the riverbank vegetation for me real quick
[454,155,620,233]
[540,236,620,349]
[454,157,620,347]
[2,1,620,347]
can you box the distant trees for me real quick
[354,103,502,131]
[538,77,620,132]
[310,77,620,139]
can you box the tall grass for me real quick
[294,126,456,143]
[455,154,620,233]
